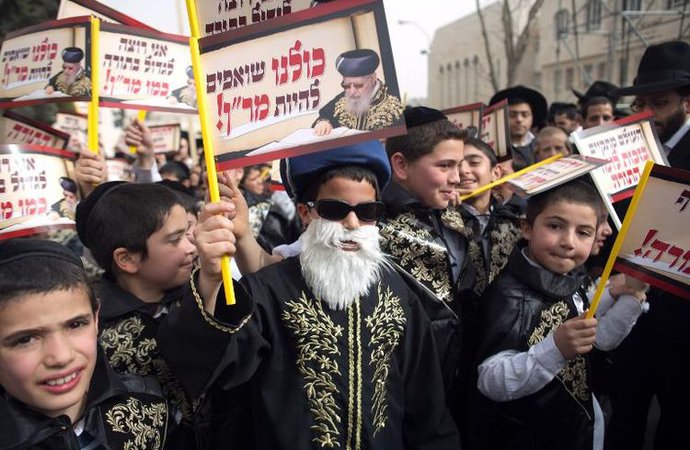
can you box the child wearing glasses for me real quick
[157,140,461,449]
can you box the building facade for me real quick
[428,0,690,109]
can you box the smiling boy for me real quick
[0,239,168,449]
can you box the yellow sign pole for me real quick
[186,0,236,305]
[459,153,564,201]
[585,160,655,319]
[87,17,101,154]
[129,110,148,154]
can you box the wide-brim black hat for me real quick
[336,49,380,77]
[613,41,690,96]
[489,85,548,127]
[572,80,620,105]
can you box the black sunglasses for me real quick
[306,199,385,222]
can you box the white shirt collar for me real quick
[514,130,535,147]
[664,117,690,152]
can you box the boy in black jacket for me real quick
[0,239,168,450]
[471,181,647,450]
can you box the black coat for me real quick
[159,258,460,450]
[0,350,168,450]
[470,249,594,450]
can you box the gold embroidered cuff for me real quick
[189,264,253,334]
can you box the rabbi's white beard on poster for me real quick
[344,83,376,116]
[300,218,385,311]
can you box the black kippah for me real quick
[75,181,127,248]
[403,106,447,128]
[0,238,83,268]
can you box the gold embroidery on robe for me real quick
[106,397,167,450]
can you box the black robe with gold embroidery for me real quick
[159,257,460,450]
[96,278,198,449]
[470,249,594,450]
[0,350,169,450]
[314,80,404,131]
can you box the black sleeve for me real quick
[401,291,461,450]
[158,272,266,399]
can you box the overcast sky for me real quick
[99,0,480,100]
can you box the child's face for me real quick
[522,200,598,274]
[299,176,378,235]
[0,288,98,421]
[591,213,613,256]
[135,204,197,292]
[457,144,499,196]
[534,134,569,162]
[397,139,463,209]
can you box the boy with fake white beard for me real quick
[159,143,461,449]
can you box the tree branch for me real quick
[476,0,500,92]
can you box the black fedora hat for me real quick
[613,41,690,96]
[489,85,548,128]
[572,80,620,105]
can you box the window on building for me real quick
[668,0,687,9]
[565,67,575,89]
[624,0,642,10]
[586,0,602,31]
[554,69,562,94]
[597,62,607,79]
[555,9,569,39]
[584,64,593,84]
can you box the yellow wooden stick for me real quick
[585,160,655,319]
[186,0,236,305]
[129,110,148,154]
[87,17,101,154]
[459,153,563,201]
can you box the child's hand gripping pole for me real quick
[186,1,235,305]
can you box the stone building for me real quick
[428,0,690,108]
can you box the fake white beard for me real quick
[300,219,385,310]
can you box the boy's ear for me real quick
[296,202,311,226]
[491,164,501,182]
[112,247,140,275]
[389,152,409,180]
[520,218,532,241]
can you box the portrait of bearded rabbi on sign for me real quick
[313,48,404,136]
[44,47,92,97]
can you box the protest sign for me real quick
[443,102,483,136]
[149,123,182,154]
[571,112,668,228]
[508,154,609,197]
[0,144,77,239]
[480,99,510,161]
[197,0,405,169]
[53,111,87,152]
[57,0,155,29]
[196,0,312,36]
[1,111,70,149]
[612,163,690,300]
[0,16,92,108]
[98,22,196,114]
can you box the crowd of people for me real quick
[1,39,689,450]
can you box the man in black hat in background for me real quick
[604,40,690,450]
[44,47,91,96]
[313,48,403,136]
[489,85,547,168]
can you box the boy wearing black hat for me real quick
[313,48,403,135]
[0,239,169,449]
[605,39,690,450]
[489,85,548,168]
[45,47,91,97]
[158,140,460,449]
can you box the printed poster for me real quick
[480,99,510,161]
[198,0,405,168]
[0,16,92,108]
[0,111,70,149]
[443,102,483,137]
[196,0,312,36]
[613,164,690,300]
